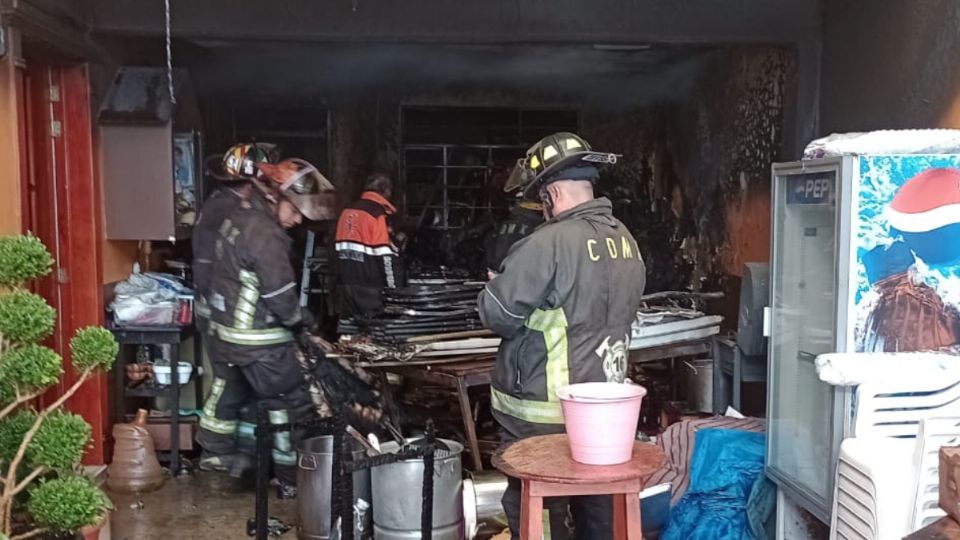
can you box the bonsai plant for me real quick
[0,234,117,539]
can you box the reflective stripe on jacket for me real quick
[209,191,302,360]
[334,191,402,290]
[478,197,646,436]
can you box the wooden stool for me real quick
[492,434,666,539]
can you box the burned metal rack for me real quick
[401,144,524,234]
[253,406,438,540]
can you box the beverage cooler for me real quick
[765,155,960,523]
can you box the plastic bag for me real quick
[662,429,766,540]
[111,272,191,326]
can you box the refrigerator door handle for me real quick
[762,306,772,337]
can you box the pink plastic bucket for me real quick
[557,382,647,465]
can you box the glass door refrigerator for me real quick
[766,155,960,525]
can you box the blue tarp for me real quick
[662,428,767,540]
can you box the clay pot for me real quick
[78,513,110,540]
[106,410,165,494]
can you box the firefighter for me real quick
[204,156,334,497]
[478,133,647,539]
[484,199,544,279]
[334,171,403,319]
[195,143,276,473]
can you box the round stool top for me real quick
[492,434,666,484]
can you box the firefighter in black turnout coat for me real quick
[200,155,334,496]
[478,133,647,540]
[195,143,275,473]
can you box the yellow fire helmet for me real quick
[504,132,619,198]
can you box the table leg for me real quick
[114,345,126,425]
[520,479,543,540]
[669,358,677,402]
[613,493,626,539]
[456,377,483,471]
[624,492,642,540]
[378,371,401,436]
[170,344,182,475]
[194,331,204,411]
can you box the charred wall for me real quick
[821,0,960,132]
[586,48,791,303]
[173,43,792,310]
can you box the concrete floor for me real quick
[109,471,297,540]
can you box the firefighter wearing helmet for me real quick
[199,152,333,497]
[478,132,647,539]
[195,143,276,475]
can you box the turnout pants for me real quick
[197,340,314,483]
[195,315,257,457]
[497,413,614,540]
[341,285,384,320]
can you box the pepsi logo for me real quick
[887,167,960,266]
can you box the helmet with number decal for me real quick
[504,132,619,198]
[219,142,278,181]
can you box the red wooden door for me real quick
[19,63,108,465]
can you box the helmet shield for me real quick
[256,158,338,221]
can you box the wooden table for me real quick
[493,434,666,539]
[371,355,495,471]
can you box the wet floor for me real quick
[109,471,297,540]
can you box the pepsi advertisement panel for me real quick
[854,155,960,353]
[785,172,836,206]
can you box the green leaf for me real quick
[0,411,34,462]
[0,344,63,404]
[28,476,110,532]
[28,412,91,470]
[69,327,117,372]
[0,235,53,287]
[0,291,56,344]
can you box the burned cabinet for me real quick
[99,67,202,241]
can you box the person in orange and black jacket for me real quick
[334,171,404,319]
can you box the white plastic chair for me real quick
[827,373,960,540]
[910,417,960,530]
[831,437,915,540]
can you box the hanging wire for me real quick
[164,0,176,104]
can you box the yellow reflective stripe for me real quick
[269,410,296,465]
[273,450,297,465]
[237,421,257,440]
[200,378,238,435]
[216,326,293,346]
[195,300,212,319]
[490,388,564,424]
[234,270,260,330]
[525,308,569,402]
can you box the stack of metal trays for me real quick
[338,281,487,344]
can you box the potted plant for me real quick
[0,234,118,539]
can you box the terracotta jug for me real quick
[106,409,166,493]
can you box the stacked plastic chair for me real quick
[819,353,960,540]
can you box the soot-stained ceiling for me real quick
[173,42,716,111]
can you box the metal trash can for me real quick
[463,471,508,540]
[685,358,714,413]
[372,439,464,540]
[297,436,372,540]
